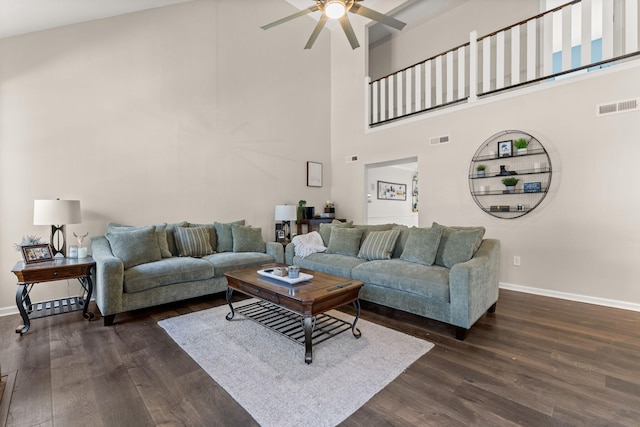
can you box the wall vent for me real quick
[429,135,450,145]
[345,154,359,163]
[596,98,639,116]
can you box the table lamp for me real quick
[33,199,82,258]
[274,205,297,241]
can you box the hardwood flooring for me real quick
[0,289,638,426]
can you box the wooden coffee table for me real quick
[224,264,363,364]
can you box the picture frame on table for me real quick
[377,181,407,201]
[307,161,323,187]
[21,244,54,264]
[498,140,513,157]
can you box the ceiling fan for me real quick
[261,0,406,50]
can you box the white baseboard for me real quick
[1,286,638,317]
[500,282,640,313]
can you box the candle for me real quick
[77,247,88,258]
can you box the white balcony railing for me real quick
[368,0,640,127]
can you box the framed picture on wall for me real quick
[377,181,407,200]
[307,161,323,187]
[498,140,513,157]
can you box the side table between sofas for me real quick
[11,257,96,335]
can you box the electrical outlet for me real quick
[513,256,521,266]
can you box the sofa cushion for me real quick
[400,227,443,266]
[292,253,367,278]
[318,220,353,246]
[214,220,246,252]
[106,226,162,269]
[232,225,266,253]
[107,222,172,258]
[123,257,215,293]
[432,222,485,267]
[352,259,451,303]
[174,226,214,257]
[189,223,217,254]
[357,230,400,261]
[391,225,413,258]
[201,252,274,276]
[326,227,364,257]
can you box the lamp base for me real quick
[50,225,67,258]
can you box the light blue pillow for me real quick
[107,222,172,258]
[326,227,364,257]
[232,225,266,253]
[106,226,162,269]
[400,227,443,266]
[213,220,246,252]
[432,222,486,268]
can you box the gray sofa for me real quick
[286,221,500,339]
[91,220,284,325]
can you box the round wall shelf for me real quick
[469,130,552,219]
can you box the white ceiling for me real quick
[0,0,194,39]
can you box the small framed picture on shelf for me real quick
[21,244,54,264]
[498,140,513,157]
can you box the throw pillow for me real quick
[213,220,246,252]
[174,226,214,257]
[432,222,486,267]
[318,220,353,246]
[354,224,394,244]
[232,225,266,253]
[107,222,172,258]
[189,223,217,253]
[326,227,364,257]
[106,226,162,269]
[441,229,486,268]
[400,227,444,266]
[357,230,400,261]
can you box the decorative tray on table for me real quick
[257,268,313,285]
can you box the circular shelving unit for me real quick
[469,130,552,219]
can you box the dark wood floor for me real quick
[1,289,639,426]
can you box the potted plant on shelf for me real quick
[502,177,519,193]
[514,138,528,155]
[476,164,486,178]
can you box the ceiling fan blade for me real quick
[350,4,406,31]
[304,14,329,49]
[339,15,360,49]
[261,5,320,30]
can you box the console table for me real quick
[296,218,346,235]
[11,257,96,335]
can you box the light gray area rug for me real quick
[158,299,433,427]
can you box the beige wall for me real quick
[332,2,640,307]
[0,0,332,311]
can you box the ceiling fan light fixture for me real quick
[325,1,346,19]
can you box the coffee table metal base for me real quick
[226,296,361,364]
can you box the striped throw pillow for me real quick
[357,230,400,261]
[174,226,214,257]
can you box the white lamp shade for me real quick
[33,199,82,225]
[274,205,297,221]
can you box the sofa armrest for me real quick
[90,236,125,317]
[448,239,501,329]
[285,242,295,265]
[266,242,284,264]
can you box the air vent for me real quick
[345,154,359,163]
[429,135,450,146]
[596,98,639,116]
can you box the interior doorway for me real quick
[365,157,418,226]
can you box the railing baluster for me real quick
[626,0,638,53]
[446,51,454,102]
[602,0,614,60]
[496,30,505,89]
[425,60,432,109]
[388,74,395,119]
[581,0,592,66]
[469,31,478,101]
[562,5,573,71]
[482,37,491,92]
[397,71,404,116]
[543,12,554,76]
[458,45,466,99]
[415,62,422,111]
[405,68,412,114]
[435,55,443,105]
[511,25,521,85]
[372,80,379,124]
[380,78,386,122]
[527,19,537,81]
